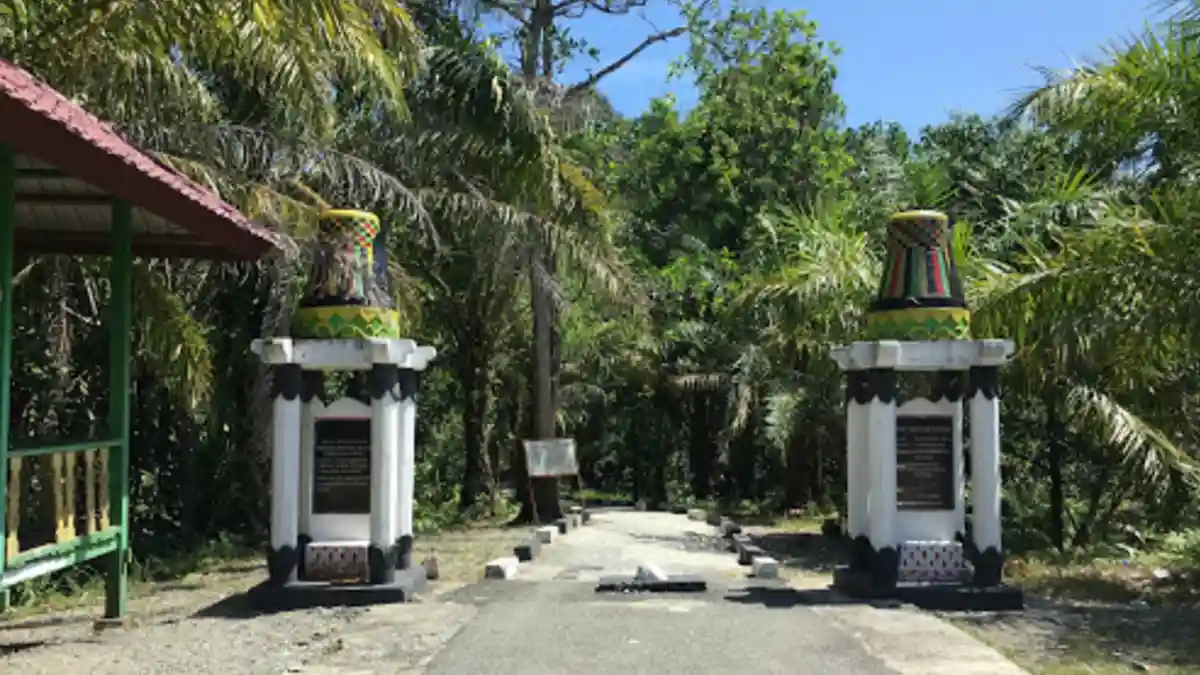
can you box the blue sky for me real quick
[502,0,1163,133]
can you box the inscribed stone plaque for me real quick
[313,418,371,514]
[895,415,954,511]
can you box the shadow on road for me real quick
[0,639,51,656]
[749,532,846,573]
[723,586,888,609]
[627,531,730,553]
[191,593,259,620]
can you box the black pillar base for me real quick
[266,545,299,586]
[296,534,313,580]
[368,544,397,584]
[848,535,873,572]
[973,546,1004,587]
[394,535,414,570]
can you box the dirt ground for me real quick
[743,524,1200,675]
[0,525,527,675]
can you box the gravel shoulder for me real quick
[0,525,526,675]
[738,520,1200,675]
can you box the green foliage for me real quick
[6,0,1200,610]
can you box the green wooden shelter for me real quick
[0,60,281,620]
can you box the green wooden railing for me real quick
[0,144,133,619]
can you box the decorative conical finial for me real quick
[292,209,400,339]
[865,210,970,341]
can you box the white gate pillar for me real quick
[844,370,870,571]
[864,368,899,587]
[368,363,401,585]
[268,363,302,585]
[969,364,1004,586]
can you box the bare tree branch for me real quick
[564,25,685,96]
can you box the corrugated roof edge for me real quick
[0,59,284,260]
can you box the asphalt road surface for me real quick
[423,510,1028,675]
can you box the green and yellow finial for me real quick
[293,209,400,340]
[864,210,970,341]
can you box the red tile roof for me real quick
[0,59,282,260]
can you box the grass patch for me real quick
[1,519,534,623]
[2,535,261,621]
[957,531,1200,675]
[1006,548,1200,607]
[414,520,534,584]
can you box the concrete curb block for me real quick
[704,511,723,526]
[729,533,751,553]
[534,525,556,544]
[686,508,707,522]
[719,517,742,537]
[737,543,767,566]
[752,556,780,579]
[513,537,539,562]
[484,557,520,579]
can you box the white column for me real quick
[298,394,317,540]
[866,387,897,553]
[396,370,417,568]
[846,390,869,541]
[953,400,966,537]
[970,369,1002,555]
[270,365,302,584]
[370,364,400,584]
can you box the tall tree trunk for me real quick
[458,335,491,511]
[687,394,715,499]
[1045,393,1067,551]
[513,0,564,525]
[516,259,563,522]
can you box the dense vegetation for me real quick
[2,0,1200,586]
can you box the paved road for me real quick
[0,509,1028,674]
[422,510,1029,675]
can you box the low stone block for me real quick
[513,540,538,562]
[737,544,766,566]
[720,518,742,537]
[568,513,582,529]
[567,504,583,515]
[635,499,648,511]
[705,511,723,526]
[581,510,591,524]
[752,556,780,579]
[669,504,689,515]
[484,557,519,580]
[535,526,556,544]
[555,517,571,534]
[728,533,750,553]
[686,508,707,522]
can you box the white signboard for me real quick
[523,438,579,477]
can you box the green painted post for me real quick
[0,145,15,610]
[104,199,133,620]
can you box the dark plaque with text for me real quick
[895,415,954,510]
[312,418,371,514]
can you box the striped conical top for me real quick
[865,210,970,341]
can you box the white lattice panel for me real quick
[304,541,369,582]
[899,540,966,582]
